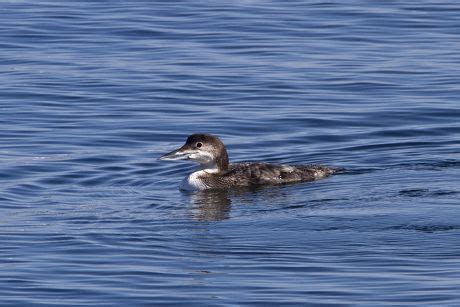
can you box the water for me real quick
[1,0,460,305]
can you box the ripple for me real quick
[399,188,459,198]
[388,224,460,233]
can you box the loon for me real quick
[160,134,341,191]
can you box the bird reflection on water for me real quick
[187,190,232,221]
[185,186,293,222]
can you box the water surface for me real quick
[1,1,460,305]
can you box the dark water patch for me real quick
[337,167,382,175]
[4,184,45,197]
[396,160,460,170]
[388,224,460,233]
[343,140,455,152]
[38,176,75,186]
[68,155,128,165]
[399,188,458,198]
[77,175,118,187]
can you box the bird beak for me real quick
[159,145,193,161]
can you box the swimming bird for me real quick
[160,134,341,191]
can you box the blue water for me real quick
[1,1,460,305]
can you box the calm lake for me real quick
[1,1,460,305]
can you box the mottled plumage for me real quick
[160,134,341,191]
[199,162,336,188]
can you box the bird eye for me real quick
[196,142,202,148]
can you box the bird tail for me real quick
[331,167,345,174]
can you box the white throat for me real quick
[179,161,219,191]
[199,161,219,173]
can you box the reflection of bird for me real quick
[160,134,341,191]
[188,190,231,221]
